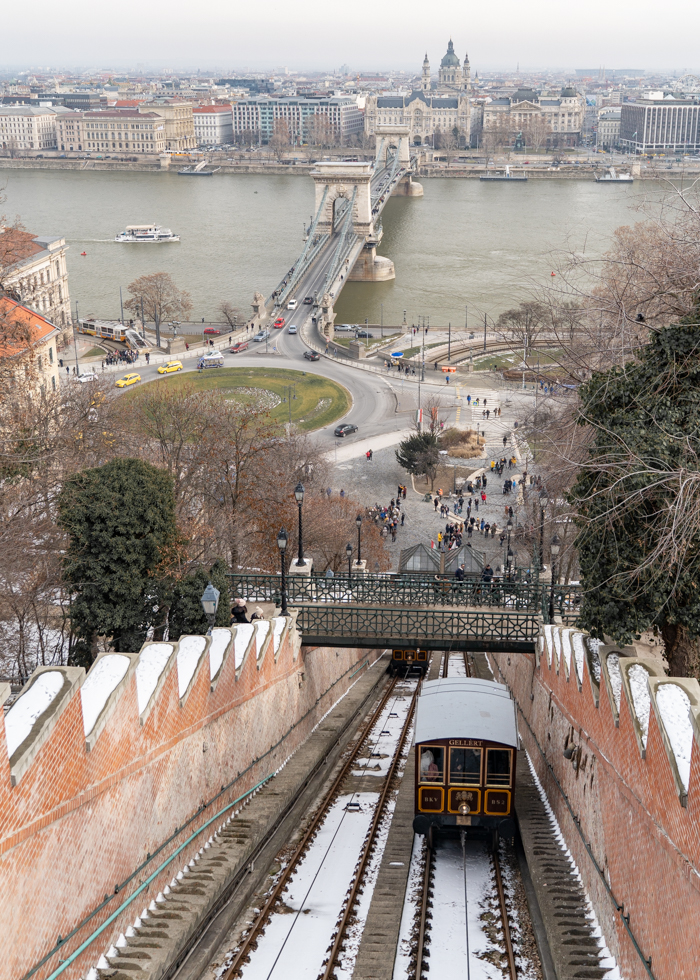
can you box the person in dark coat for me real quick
[231,598,249,624]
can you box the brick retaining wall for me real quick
[0,615,371,980]
[490,626,700,980]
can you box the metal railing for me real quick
[227,573,581,618]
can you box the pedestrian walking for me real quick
[434,497,439,512]
[401,512,405,526]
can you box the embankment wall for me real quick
[490,625,700,980]
[0,615,372,980]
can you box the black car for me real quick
[355,330,374,338]
[303,350,320,361]
[303,296,314,304]
[334,423,358,437]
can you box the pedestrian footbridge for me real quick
[228,575,581,653]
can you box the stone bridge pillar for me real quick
[311,162,374,238]
[375,126,412,167]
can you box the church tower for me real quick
[421,53,431,93]
[462,51,471,93]
[438,39,460,90]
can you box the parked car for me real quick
[274,317,286,328]
[287,299,298,310]
[157,360,183,375]
[334,423,358,437]
[288,325,298,334]
[335,324,354,332]
[77,371,98,384]
[355,329,374,338]
[303,296,313,305]
[203,327,221,335]
[230,341,249,353]
[253,330,271,342]
[115,373,141,388]
[303,350,320,361]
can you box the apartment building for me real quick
[231,96,363,143]
[0,296,61,396]
[482,87,585,148]
[0,106,58,152]
[2,232,71,329]
[193,104,233,145]
[57,109,166,154]
[146,100,196,151]
[597,107,621,150]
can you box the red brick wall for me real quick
[0,619,373,980]
[490,626,700,980]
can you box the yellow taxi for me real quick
[157,360,183,375]
[115,373,141,388]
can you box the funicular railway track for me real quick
[219,673,420,980]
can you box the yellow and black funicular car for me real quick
[413,678,519,845]
[389,648,428,676]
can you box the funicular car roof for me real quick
[414,678,518,748]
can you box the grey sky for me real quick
[4,0,697,73]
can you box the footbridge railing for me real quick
[227,574,581,622]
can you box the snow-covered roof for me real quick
[414,678,518,747]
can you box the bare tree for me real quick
[125,273,192,349]
[218,301,240,331]
[496,301,548,356]
[270,118,291,161]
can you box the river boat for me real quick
[114,224,180,243]
[480,165,527,182]
[595,167,634,183]
[178,160,220,176]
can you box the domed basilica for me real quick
[364,40,472,147]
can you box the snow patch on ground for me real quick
[135,643,173,713]
[209,628,231,680]
[4,670,65,757]
[572,632,585,684]
[606,653,621,711]
[272,617,286,654]
[234,624,255,669]
[447,653,469,677]
[393,833,426,980]
[177,635,207,698]
[81,655,130,736]
[561,629,574,674]
[627,665,651,747]
[656,684,693,791]
[587,638,602,683]
[526,753,621,979]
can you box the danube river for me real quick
[1,168,659,326]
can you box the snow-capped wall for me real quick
[492,625,700,980]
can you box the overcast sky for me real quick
[4,0,698,74]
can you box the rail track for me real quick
[220,674,419,980]
[414,835,517,980]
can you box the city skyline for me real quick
[3,0,699,74]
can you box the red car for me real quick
[274,317,285,329]
[203,327,221,335]
[230,341,249,353]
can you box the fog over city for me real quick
[3,0,698,71]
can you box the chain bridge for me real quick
[260,126,422,339]
[228,575,581,653]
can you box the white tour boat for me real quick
[114,224,180,243]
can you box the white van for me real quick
[198,351,224,369]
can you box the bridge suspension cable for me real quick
[269,184,330,309]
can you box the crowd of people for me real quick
[102,349,140,367]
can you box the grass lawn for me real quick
[85,346,106,357]
[134,367,350,432]
[398,341,446,360]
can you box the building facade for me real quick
[481,87,584,149]
[0,106,58,153]
[3,234,71,330]
[597,108,621,150]
[193,104,233,145]
[147,100,196,151]
[364,41,471,146]
[620,98,700,152]
[231,96,363,144]
[57,109,166,154]
[0,296,61,395]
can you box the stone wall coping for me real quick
[84,653,139,753]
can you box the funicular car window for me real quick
[486,748,512,786]
[419,746,444,783]
[449,746,481,785]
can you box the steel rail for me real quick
[414,842,433,979]
[493,849,518,979]
[221,676,400,980]
[321,684,419,980]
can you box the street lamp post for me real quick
[200,581,220,635]
[355,513,363,566]
[346,542,353,577]
[548,533,561,622]
[277,528,289,614]
[294,482,305,566]
[505,519,513,580]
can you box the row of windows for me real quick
[419,745,512,787]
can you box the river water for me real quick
[1,169,658,327]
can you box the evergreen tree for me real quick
[58,458,177,664]
[395,433,440,488]
[571,313,700,677]
[168,560,231,640]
